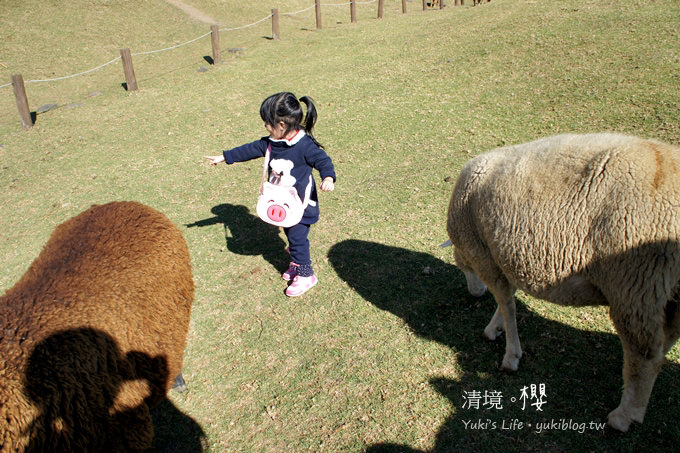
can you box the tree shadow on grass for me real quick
[328,240,680,453]
[186,203,289,274]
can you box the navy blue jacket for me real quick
[223,131,336,224]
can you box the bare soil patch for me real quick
[164,0,219,25]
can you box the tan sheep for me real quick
[447,133,680,431]
[0,201,194,452]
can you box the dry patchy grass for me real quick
[2,1,680,452]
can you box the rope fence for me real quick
[5,0,470,130]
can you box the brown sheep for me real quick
[0,201,194,452]
[447,133,680,431]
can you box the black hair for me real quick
[260,92,324,149]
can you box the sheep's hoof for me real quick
[607,408,632,432]
[501,354,520,371]
[608,405,644,432]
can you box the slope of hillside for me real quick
[1,1,679,451]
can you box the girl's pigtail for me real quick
[300,96,324,150]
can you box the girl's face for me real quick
[265,121,287,140]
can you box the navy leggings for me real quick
[284,223,313,276]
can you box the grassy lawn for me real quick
[2,0,680,451]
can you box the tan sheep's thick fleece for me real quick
[449,133,680,314]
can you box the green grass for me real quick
[2,0,680,451]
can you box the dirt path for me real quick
[164,0,220,25]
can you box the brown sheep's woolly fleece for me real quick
[0,201,194,452]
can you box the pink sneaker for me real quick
[285,275,318,297]
[282,263,299,281]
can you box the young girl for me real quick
[205,92,336,297]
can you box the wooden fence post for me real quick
[120,48,138,91]
[422,0,427,11]
[350,0,357,23]
[402,0,407,14]
[315,0,322,30]
[378,0,384,18]
[11,74,33,130]
[272,9,280,39]
[210,25,221,64]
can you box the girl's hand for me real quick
[204,155,225,166]
[320,177,335,192]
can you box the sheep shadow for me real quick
[327,240,680,452]
[186,203,289,273]
[22,328,205,452]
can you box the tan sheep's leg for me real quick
[453,249,521,368]
[483,306,504,340]
[607,345,664,432]
[609,308,679,431]
[496,293,523,371]
[484,281,522,370]
[607,300,667,431]
[663,301,680,355]
[664,328,680,356]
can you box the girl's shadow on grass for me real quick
[328,240,680,453]
[186,204,289,274]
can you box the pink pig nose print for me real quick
[267,204,287,222]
